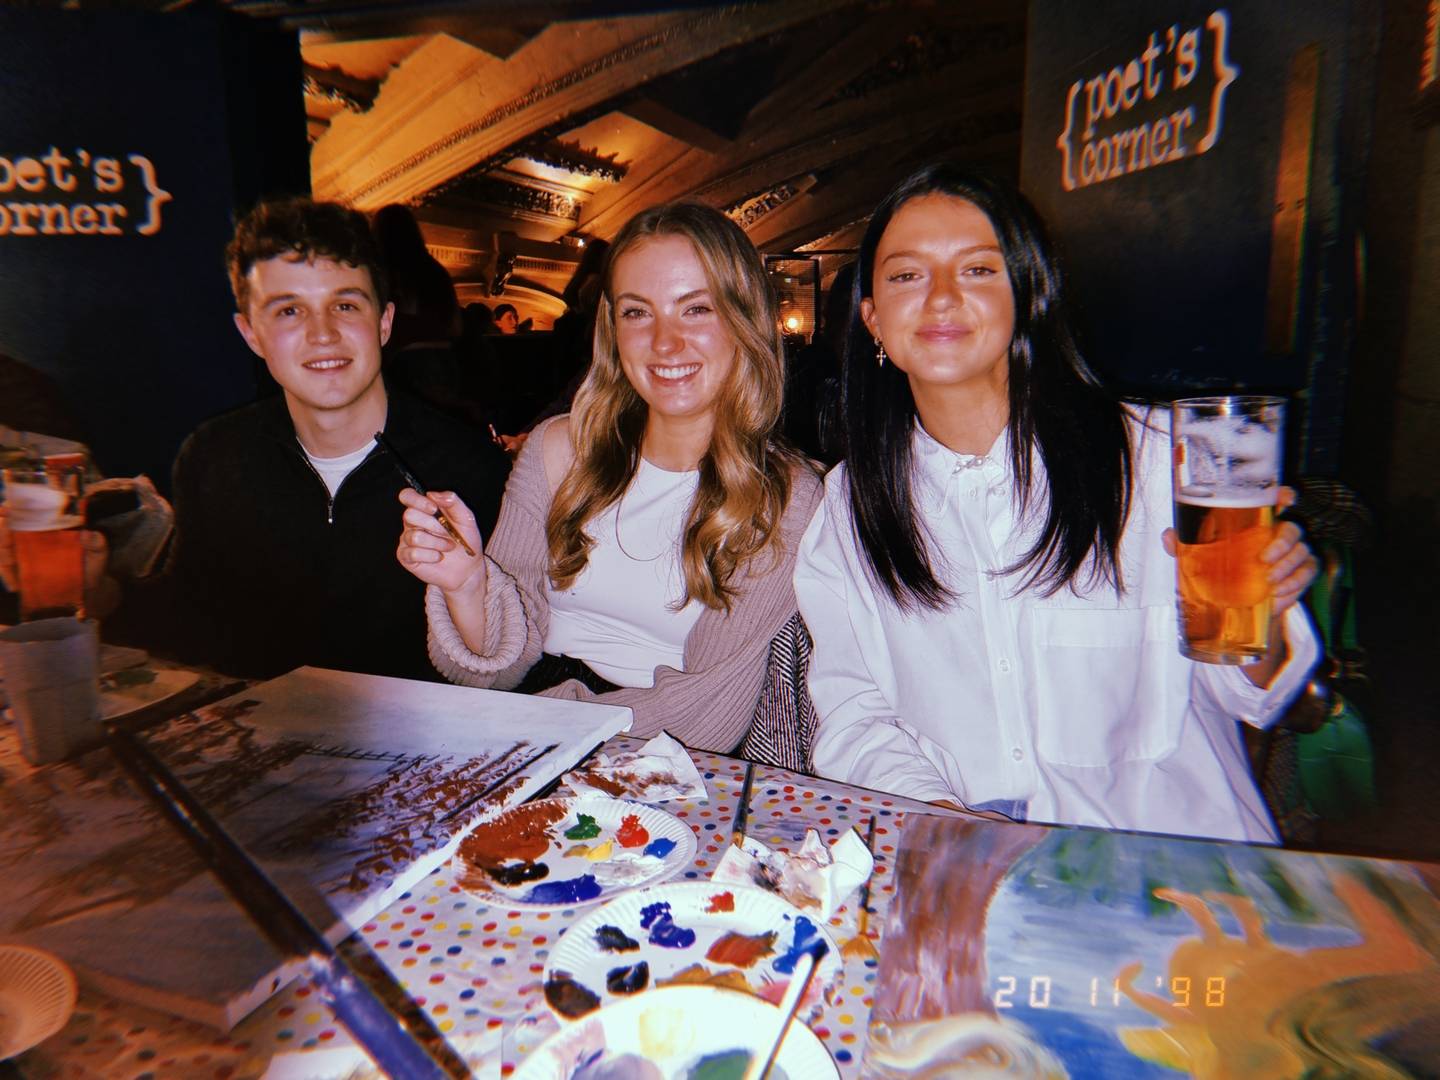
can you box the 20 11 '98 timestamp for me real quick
[992,975,1228,1009]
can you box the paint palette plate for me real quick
[542,881,841,1023]
[456,796,695,912]
[513,985,839,1080]
[98,668,200,721]
[0,945,77,1059]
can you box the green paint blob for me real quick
[685,1050,751,1080]
[565,813,602,840]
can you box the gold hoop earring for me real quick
[875,338,887,368]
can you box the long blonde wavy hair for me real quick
[545,201,803,612]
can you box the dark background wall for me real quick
[1019,0,1376,479]
[1021,0,1440,862]
[0,8,308,491]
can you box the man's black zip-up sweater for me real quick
[114,389,506,682]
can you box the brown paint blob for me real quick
[705,930,778,969]
[460,800,568,869]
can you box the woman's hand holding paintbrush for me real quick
[396,484,495,653]
[389,434,495,653]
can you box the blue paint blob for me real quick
[523,874,602,904]
[639,901,672,929]
[642,837,677,858]
[646,913,697,949]
[772,916,825,974]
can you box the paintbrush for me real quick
[374,430,476,557]
[840,814,880,960]
[744,942,827,1080]
[731,760,756,849]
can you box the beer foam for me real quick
[3,484,71,530]
[1176,490,1276,509]
[1176,405,1283,518]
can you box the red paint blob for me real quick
[705,891,736,913]
[616,814,650,848]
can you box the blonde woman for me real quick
[397,202,820,751]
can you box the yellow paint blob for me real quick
[638,1005,695,1060]
[585,840,615,862]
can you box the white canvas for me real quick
[0,667,631,1029]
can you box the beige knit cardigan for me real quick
[426,415,823,752]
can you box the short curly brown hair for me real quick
[226,197,389,313]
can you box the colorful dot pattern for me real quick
[23,738,935,1079]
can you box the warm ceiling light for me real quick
[783,315,801,332]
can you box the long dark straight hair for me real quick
[841,164,1133,610]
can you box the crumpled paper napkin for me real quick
[711,826,874,920]
[562,731,707,802]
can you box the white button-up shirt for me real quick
[795,414,1318,844]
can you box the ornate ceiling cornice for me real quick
[519,138,627,183]
[431,174,581,222]
[302,62,378,113]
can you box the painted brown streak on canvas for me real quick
[874,817,1045,1019]
[264,741,545,894]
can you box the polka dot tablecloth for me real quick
[19,738,937,1079]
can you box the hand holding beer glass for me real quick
[1171,396,1286,665]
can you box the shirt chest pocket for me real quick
[1031,606,1188,768]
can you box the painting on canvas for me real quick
[0,667,631,1027]
[863,815,1440,1078]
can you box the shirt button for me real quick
[1012,748,1024,761]
[998,658,1012,673]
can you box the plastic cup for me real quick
[0,617,101,765]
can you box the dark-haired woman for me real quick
[794,166,1319,843]
[396,202,819,752]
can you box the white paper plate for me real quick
[99,668,200,721]
[512,985,838,1080]
[455,797,696,912]
[0,945,77,1060]
[544,881,841,1023]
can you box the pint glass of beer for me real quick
[3,466,86,621]
[1171,396,1284,665]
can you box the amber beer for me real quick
[1172,396,1284,665]
[1174,498,1275,663]
[12,526,86,621]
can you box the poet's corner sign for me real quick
[0,147,173,237]
[1055,9,1240,193]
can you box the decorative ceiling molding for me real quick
[514,255,579,275]
[433,174,581,222]
[302,62,379,113]
[426,244,482,269]
[311,1,847,208]
[519,138,627,182]
[725,174,817,229]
